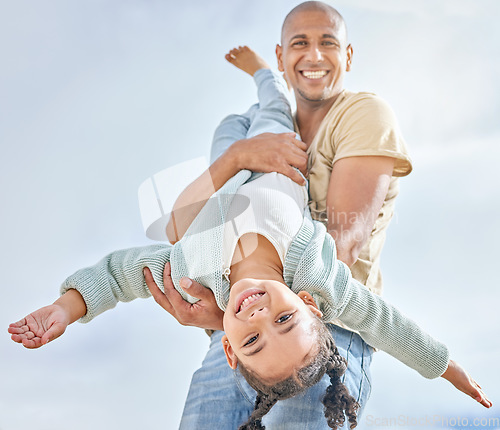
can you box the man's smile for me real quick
[300,70,329,80]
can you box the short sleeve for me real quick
[333,94,412,177]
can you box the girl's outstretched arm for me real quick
[8,289,86,349]
[324,269,492,408]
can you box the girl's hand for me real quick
[8,305,70,348]
[441,359,492,408]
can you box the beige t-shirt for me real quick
[303,90,412,300]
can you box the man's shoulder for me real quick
[325,90,399,126]
[336,90,394,112]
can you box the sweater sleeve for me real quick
[333,276,450,379]
[60,243,172,323]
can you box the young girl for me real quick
[9,47,492,430]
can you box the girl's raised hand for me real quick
[8,305,70,349]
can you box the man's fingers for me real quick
[144,265,177,315]
[163,261,172,277]
[283,142,308,176]
[143,267,158,289]
[287,143,308,163]
[282,165,306,185]
[288,152,308,176]
[289,137,308,152]
[163,277,192,311]
[180,278,216,303]
[144,266,164,297]
[278,133,307,152]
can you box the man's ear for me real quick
[276,44,284,72]
[346,44,353,72]
[298,291,323,318]
[221,334,238,369]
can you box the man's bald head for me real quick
[276,1,353,107]
[281,1,347,46]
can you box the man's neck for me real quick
[295,92,342,146]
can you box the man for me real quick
[145,2,412,428]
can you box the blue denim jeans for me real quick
[179,325,373,429]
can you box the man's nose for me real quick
[306,44,324,62]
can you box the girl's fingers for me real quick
[22,337,42,349]
[8,325,27,334]
[10,333,25,343]
[8,319,27,328]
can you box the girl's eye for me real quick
[244,335,258,347]
[277,314,293,324]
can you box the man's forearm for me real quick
[328,225,368,267]
[325,156,395,267]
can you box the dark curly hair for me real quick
[237,316,359,430]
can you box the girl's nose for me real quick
[250,307,265,318]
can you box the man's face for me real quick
[276,8,352,105]
[222,278,322,383]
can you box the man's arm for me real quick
[167,132,307,243]
[326,155,395,266]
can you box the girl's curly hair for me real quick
[237,317,359,430]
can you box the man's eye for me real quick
[277,314,293,324]
[292,41,307,46]
[244,335,258,346]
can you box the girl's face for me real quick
[222,278,323,383]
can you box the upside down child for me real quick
[9,47,492,430]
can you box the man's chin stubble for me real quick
[296,88,330,103]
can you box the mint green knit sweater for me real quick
[61,170,449,379]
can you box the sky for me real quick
[1,0,499,429]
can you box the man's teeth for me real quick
[302,70,327,79]
[239,293,263,312]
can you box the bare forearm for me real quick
[166,150,240,242]
[166,131,308,243]
[326,156,394,266]
[53,289,87,324]
[328,221,373,267]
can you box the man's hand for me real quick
[228,132,308,185]
[441,359,492,408]
[8,305,70,349]
[144,262,224,331]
